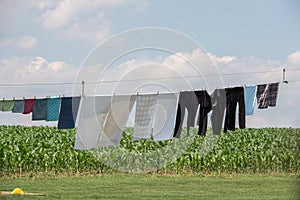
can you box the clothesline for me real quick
[0,82,280,100]
[0,67,299,87]
[0,82,280,150]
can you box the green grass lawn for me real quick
[1,174,299,200]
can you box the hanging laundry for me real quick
[12,100,24,113]
[195,90,212,136]
[0,100,14,112]
[75,96,111,150]
[47,97,61,121]
[173,91,199,138]
[133,94,158,140]
[152,92,179,141]
[244,85,257,115]
[23,99,35,114]
[256,82,279,109]
[32,98,48,121]
[224,87,246,132]
[58,96,81,129]
[210,89,226,135]
[99,95,136,147]
[174,90,212,137]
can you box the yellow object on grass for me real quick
[11,188,24,195]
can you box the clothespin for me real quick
[113,92,115,96]
[137,92,139,96]
[156,91,159,95]
[13,97,15,101]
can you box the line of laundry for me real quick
[0,82,280,150]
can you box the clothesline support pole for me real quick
[81,81,85,97]
[282,68,288,84]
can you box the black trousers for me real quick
[224,87,246,132]
[173,91,198,138]
[210,89,226,135]
[195,90,212,136]
[174,90,212,137]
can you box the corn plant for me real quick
[0,126,299,177]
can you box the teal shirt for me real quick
[47,97,62,121]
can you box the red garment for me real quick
[23,99,35,114]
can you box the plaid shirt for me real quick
[133,94,158,139]
[256,82,279,109]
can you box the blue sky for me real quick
[0,0,299,127]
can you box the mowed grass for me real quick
[1,174,299,200]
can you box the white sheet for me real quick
[99,95,136,146]
[74,96,111,150]
[153,92,179,141]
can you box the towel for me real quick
[47,97,61,121]
[75,96,111,150]
[12,100,24,113]
[32,98,48,121]
[99,95,136,147]
[244,85,257,115]
[23,99,35,114]
[0,100,14,112]
[133,94,158,140]
[58,97,81,129]
[153,92,179,141]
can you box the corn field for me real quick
[0,126,299,177]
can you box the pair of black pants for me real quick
[173,91,198,138]
[210,89,226,135]
[174,90,212,137]
[224,87,245,132]
[195,90,212,136]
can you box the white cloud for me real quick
[0,35,38,50]
[215,56,283,86]
[62,18,111,44]
[19,36,39,49]
[207,52,237,64]
[0,56,79,97]
[32,0,148,43]
[287,51,300,66]
[81,49,286,96]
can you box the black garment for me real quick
[58,96,81,129]
[195,90,212,136]
[173,91,198,138]
[210,89,226,135]
[224,87,246,132]
[173,90,212,137]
